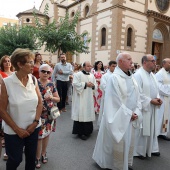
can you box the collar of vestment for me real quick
[82,70,90,75]
[113,66,132,78]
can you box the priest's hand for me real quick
[151,98,162,106]
[86,82,94,88]
[131,113,138,121]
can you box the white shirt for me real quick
[3,73,40,134]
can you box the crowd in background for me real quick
[0,49,164,170]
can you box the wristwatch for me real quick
[33,119,39,124]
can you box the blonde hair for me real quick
[11,48,35,71]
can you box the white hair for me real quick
[39,64,51,72]
[116,52,130,63]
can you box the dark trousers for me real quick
[57,80,68,110]
[5,128,39,170]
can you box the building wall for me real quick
[148,1,170,15]
[0,17,18,27]
[97,0,112,12]
[123,0,145,13]
[40,0,55,22]
[121,9,148,64]
[38,0,170,65]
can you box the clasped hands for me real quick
[86,82,95,88]
[131,113,138,121]
[15,122,38,139]
[151,98,162,106]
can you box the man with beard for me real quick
[52,53,73,112]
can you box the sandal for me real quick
[35,159,41,169]
[41,154,48,164]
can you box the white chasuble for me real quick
[93,67,142,170]
[71,71,97,122]
[155,68,170,136]
[133,67,160,157]
[97,70,113,126]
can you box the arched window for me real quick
[85,6,89,17]
[127,27,132,47]
[101,28,106,46]
[71,11,75,18]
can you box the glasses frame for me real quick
[146,60,156,63]
[41,70,51,74]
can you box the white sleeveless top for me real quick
[4,73,40,134]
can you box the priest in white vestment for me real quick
[97,60,117,126]
[133,54,162,159]
[72,61,97,140]
[155,58,170,141]
[93,53,142,170]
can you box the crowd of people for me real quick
[0,48,169,170]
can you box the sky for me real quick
[0,0,43,19]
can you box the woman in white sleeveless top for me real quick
[0,48,43,170]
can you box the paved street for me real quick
[0,103,170,170]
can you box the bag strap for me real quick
[32,75,36,85]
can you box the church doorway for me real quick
[152,29,164,65]
[151,42,163,65]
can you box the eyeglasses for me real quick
[26,61,34,65]
[147,60,156,63]
[41,70,51,74]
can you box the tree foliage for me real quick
[35,4,91,55]
[0,25,39,58]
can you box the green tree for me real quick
[35,4,91,55]
[0,24,39,58]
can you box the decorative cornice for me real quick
[147,10,170,23]
[56,0,85,9]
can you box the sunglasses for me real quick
[41,70,51,74]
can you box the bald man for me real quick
[155,58,170,141]
[133,54,162,159]
[93,53,142,170]
[71,61,97,140]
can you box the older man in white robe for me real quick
[155,58,170,141]
[72,61,97,140]
[133,54,162,159]
[97,60,117,126]
[93,53,142,170]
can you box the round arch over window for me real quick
[156,0,169,12]
[127,27,132,47]
[84,6,89,17]
[101,27,106,46]
[71,11,75,18]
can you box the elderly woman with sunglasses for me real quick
[36,64,60,168]
[0,48,43,170]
